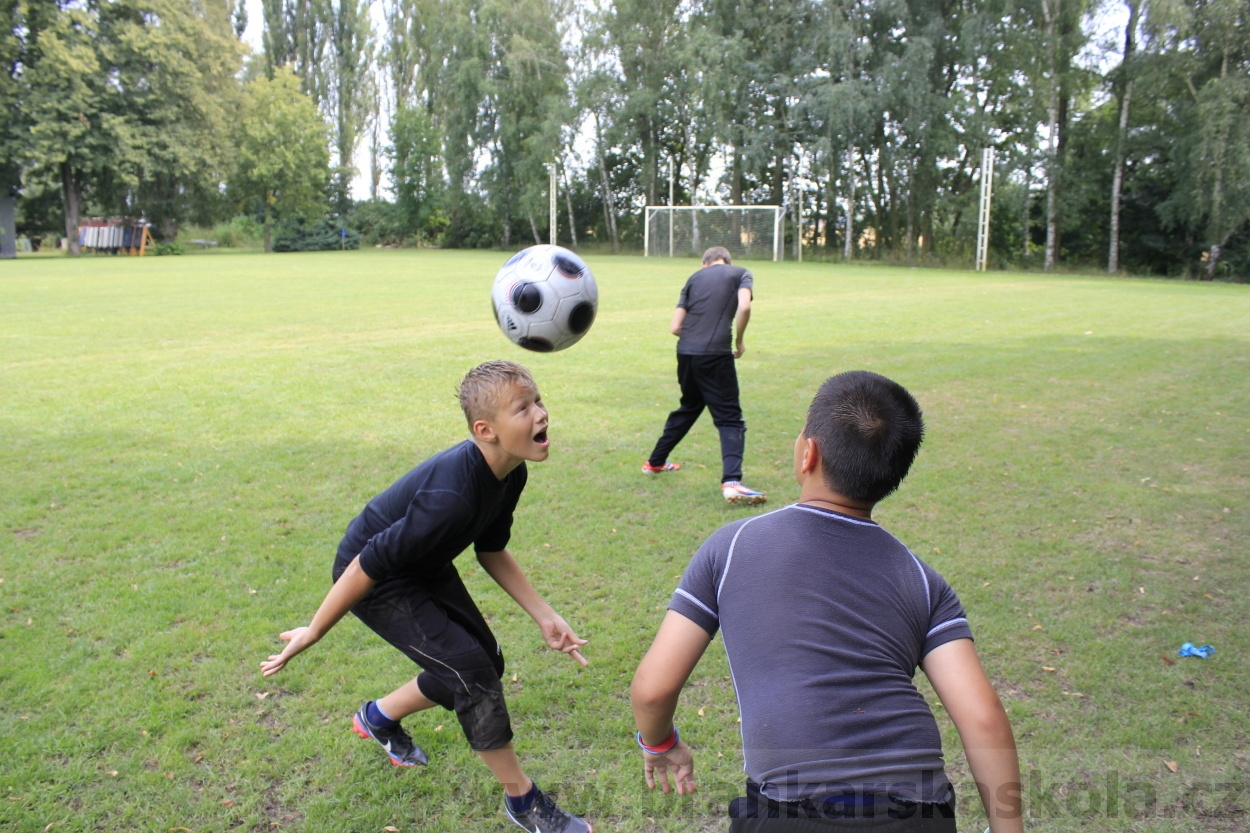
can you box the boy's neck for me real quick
[472,436,523,481]
[797,485,874,520]
[794,436,875,519]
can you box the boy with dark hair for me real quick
[261,361,593,833]
[643,245,766,505]
[631,370,1023,833]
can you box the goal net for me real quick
[645,205,783,261]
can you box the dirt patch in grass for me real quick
[254,777,304,831]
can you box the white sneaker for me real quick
[722,481,767,505]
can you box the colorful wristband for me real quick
[636,726,679,755]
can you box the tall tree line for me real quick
[369,0,1250,278]
[3,0,1247,277]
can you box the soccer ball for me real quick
[491,245,598,352]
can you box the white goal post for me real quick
[644,205,784,262]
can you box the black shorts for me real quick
[333,556,513,751]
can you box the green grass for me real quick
[1,250,1247,832]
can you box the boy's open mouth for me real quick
[533,429,549,445]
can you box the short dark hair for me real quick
[803,371,924,504]
[702,246,732,265]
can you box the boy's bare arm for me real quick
[733,287,751,357]
[260,555,376,677]
[670,307,686,336]
[476,548,588,665]
[922,639,1025,833]
[630,610,712,795]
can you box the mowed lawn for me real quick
[1,250,1247,833]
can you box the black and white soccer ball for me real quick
[491,245,598,352]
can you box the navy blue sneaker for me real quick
[352,702,428,767]
[503,785,592,833]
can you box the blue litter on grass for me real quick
[1177,642,1215,659]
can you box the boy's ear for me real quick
[471,418,498,444]
[799,436,821,475]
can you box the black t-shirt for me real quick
[338,440,526,581]
[670,504,973,803]
[675,263,754,355]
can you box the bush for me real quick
[173,216,264,250]
[348,199,410,246]
[212,215,264,249]
[154,240,185,256]
[271,218,361,252]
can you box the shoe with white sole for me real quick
[722,481,767,505]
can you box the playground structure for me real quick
[78,218,156,255]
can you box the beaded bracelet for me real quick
[636,726,679,755]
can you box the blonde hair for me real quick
[458,361,537,427]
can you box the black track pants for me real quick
[648,352,747,483]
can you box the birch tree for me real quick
[1108,1,1139,274]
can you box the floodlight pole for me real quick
[549,162,558,245]
[669,158,675,257]
[976,147,995,271]
[792,177,802,263]
[773,206,782,262]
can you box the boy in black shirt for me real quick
[643,246,766,505]
[261,361,592,833]
[631,371,1023,833]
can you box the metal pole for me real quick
[644,207,650,258]
[549,162,558,245]
[669,158,675,257]
[976,148,995,271]
[774,206,782,261]
[792,177,802,262]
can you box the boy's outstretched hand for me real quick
[260,626,316,677]
[643,739,696,794]
[540,614,589,666]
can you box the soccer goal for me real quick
[644,205,784,261]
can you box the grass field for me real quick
[1,250,1247,833]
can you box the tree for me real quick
[1036,0,1094,270]
[231,67,331,251]
[23,4,116,255]
[389,103,446,240]
[480,0,570,244]
[262,0,373,213]
[381,0,438,112]
[1108,1,1140,274]
[592,0,690,208]
[326,0,374,215]
[261,0,328,98]
[1,0,25,197]
[119,0,246,236]
[1153,0,1250,278]
[18,1,246,250]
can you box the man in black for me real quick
[643,246,766,505]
